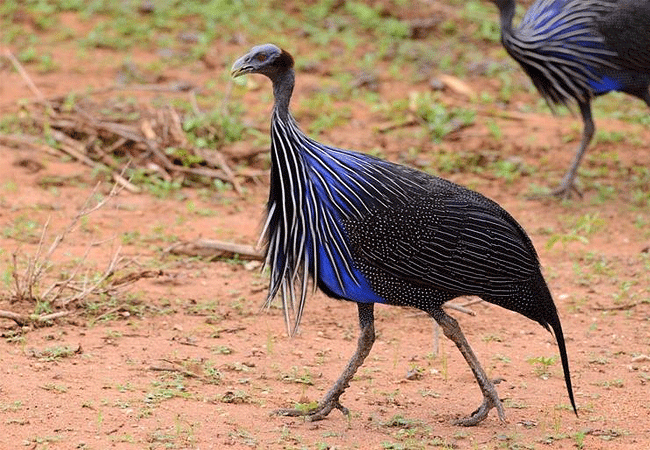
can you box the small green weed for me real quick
[411,92,475,142]
[527,355,558,379]
[0,401,23,412]
[491,158,531,183]
[291,400,319,413]
[3,215,41,242]
[144,374,192,405]
[546,213,605,249]
[41,383,68,393]
[212,345,233,355]
[344,2,410,38]
[281,366,314,385]
[596,378,624,389]
[31,344,79,362]
[219,390,252,404]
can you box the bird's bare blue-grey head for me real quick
[232,44,296,118]
[231,44,294,81]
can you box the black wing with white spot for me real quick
[344,172,540,298]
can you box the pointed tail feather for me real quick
[550,306,578,416]
[534,273,578,416]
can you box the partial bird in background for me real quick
[231,43,577,426]
[490,0,650,197]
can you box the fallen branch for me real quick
[0,309,71,327]
[0,310,28,326]
[15,92,246,192]
[164,239,263,261]
[377,117,421,133]
[408,298,479,317]
[107,269,163,286]
[49,129,99,167]
[592,302,638,311]
[406,298,483,357]
[0,133,60,157]
[90,304,132,323]
[149,359,213,383]
[112,172,141,193]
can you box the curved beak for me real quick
[231,53,252,78]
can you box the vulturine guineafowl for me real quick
[490,0,650,197]
[231,44,577,426]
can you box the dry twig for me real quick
[2,182,160,327]
[406,298,483,357]
[3,50,52,110]
[149,359,214,383]
[164,239,263,261]
[14,93,246,192]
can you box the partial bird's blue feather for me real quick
[588,74,622,93]
[266,113,410,328]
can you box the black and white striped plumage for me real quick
[491,0,650,196]
[232,43,577,425]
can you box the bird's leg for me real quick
[431,309,506,426]
[275,302,375,421]
[548,101,594,199]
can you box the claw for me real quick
[274,304,375,424]
[547,181,583,200]
[432,311,508,426]
[452,394,506,426]
[526,181,583,200]
[334,400,349,416]
[273,397,348,421]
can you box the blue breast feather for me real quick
[588,75,622,93]
[301,140,389,304]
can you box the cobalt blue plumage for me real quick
[231,44,576,426]
[266,111,396,310]
[491,0,650,196]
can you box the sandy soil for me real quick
[1,5,650,450]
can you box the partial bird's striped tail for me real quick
[533,272,578,417]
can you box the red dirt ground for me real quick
[1,9,650,450]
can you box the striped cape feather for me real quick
[504,0,619,105]
[261,109,421,334]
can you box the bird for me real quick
[489,0,650,197]
[231,43,577,426]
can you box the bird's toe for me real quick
[273,398,348,422]
[452,394,505,426]
[526,183,583,201]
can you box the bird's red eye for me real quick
[256,53,267,62]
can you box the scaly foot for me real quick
[274,395,348,421]
[452,389,505,426]
[547,181,582,200]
